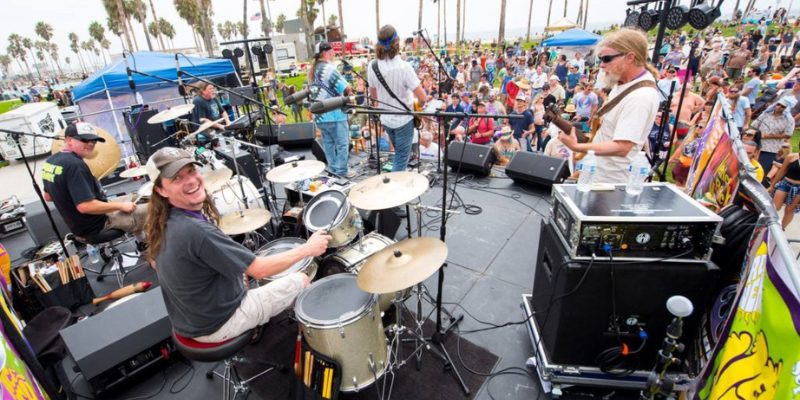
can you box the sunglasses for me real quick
[599,53,625,63]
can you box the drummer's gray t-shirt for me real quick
[155,208,256,337]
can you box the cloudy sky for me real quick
[0,0,781,73]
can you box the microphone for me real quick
[309,96,357,114]
[412,29,425,35]
[284,89,312,105]
[175,53,186,97]
[124,52,135,92]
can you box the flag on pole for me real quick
[250,12,262,22]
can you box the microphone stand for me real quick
[339,106,522,396]
[344,58,383,174]
[0,128,69,256]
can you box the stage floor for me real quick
[0,149,691,399]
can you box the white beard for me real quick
[598,69,621,89]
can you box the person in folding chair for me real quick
[41,122,147,243]
[144,147,330,342]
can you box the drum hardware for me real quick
[265,160,327,184]
[222,135,281,232]
[218,208,272,236]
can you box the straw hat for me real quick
[516,78,531,90]
[564,103,576,113]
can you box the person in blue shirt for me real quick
[310,42,354,178]
[445,94,465,138]
[742,67,762,106]
[565,64,581,103]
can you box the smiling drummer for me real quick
[144,147,331,343]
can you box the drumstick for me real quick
[294,327,303,378]
[92,281,152,305]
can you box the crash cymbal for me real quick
[147,104,195,124]
[265,160,326,183]
[202,167,233,193]
[348,172,429,211]
[190,117,225,137]
[51,126,120,179]
[357,237,447,294]
[120,166,148,178]
[218,209,272,236]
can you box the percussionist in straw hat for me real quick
[41,121,148,240]
[144,147,330,342]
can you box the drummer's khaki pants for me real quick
[193,272,306,343]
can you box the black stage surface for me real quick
[4,148,644,399]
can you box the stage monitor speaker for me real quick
[60,287,173,394]
[531,222,718,370]
[446,142,496,176]
[256,122,316,148]
[311,138,327,164]
[123,109,171,160]
[505,152,570,188]
[214,146,264,191]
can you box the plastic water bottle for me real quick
[626,151,650,196]
[86,244,101,264]
[576,150,597,192]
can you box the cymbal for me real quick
[202,167,233,193]
[147,104,195,124]
[51,126,120,179]
[265,160,326,183]
[348,172,429,210]
[219,209,272,235]
[120,166,148,178]
[191,117,226,137]
[357,237,447,294]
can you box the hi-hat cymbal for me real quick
[357,237,447,294]
[219,209,272,235]
[202,167,233,193]
[265,160,326,183]
[348,172,429,210]
[120,166,148,178]
[147,104,195,124]
[51,126,120,179]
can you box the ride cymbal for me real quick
[357,237,447,294]
[265,160,326,183]
[147,104,195,124]
[348,171,429,210]
[218,209,272,236]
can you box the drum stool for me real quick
[173,329,283,400]
[74,229,145,288]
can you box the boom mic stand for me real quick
[340,105,522,395]
[0,128,69,256]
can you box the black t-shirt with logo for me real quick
[42,152,107,236]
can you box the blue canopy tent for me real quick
[72,52,237,158]
[541,28,601,48]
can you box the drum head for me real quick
[256,238,310,279]
[304,190,348,231]
[296,274,374,326]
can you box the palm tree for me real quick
[546,0,554,29]
[7,34,33,80]
[175,0,202,52]
[442,0,446,46]
[436,0,440,47]
[122,0,141,51]
[159,18,176,49]
[196,0,215,57]
[22,37,42,80]
[276,14,286,33]
[337,0,345,41]
[64,56,72,73]
[563,0,568,18]
[0,55,12,78]
[576,0,583,27]
[49,43,62,74]
[89,21,110,64]
[130,0,154,51]
[456,0,460,49]
[582,0,589,28]
[526,0,534,42]
[103,0,134,51]
[35,21,63,76]
[375,0,380,35]
[417,0,423,31]
[148,0,167,50]
[236,21,248,39]
[461,0,466,42]
[498,0,507,47]
[148,22,162,49]
[100,39,111,65]
[298,0,318,61]
[68,33,87,74]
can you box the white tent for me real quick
[545,18,578,32]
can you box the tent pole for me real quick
[105,89,130,158]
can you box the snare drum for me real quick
[303,190,361,247]
[321,232,410,312]
[295,274,388,392]
[254,237,318,283]
[211,176,264,216]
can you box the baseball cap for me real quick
[549,75,559,81]
[314,41,333,57]
[65,122,105,142]
[776,95,797,109]
[146,147,201,180]
[515,92,527,101]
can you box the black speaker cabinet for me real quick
[312,138,327,163]
[123,109,171,160]
[446,142,496,176]
[506,152,570,188]
[532,222,718,369]
[214,147,263,191]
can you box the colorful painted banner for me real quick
[0,291,47,400]
[693,228,800,399]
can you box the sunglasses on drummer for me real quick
[77,138,100,143]
[598,53,625,64]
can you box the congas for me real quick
[254,237,318,283]
[295,274,388,393]
[321,232,410,312]
[303,190,361,247]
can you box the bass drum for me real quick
[295,274,388,393]
[320,232,410,312]
[254,237,318,283]
[211,176,264,216]
[303,189,361,247]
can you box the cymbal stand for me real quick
[226,136,281,236]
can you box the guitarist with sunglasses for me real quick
[553,28,660,185]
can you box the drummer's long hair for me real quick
[145,176,220,265]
